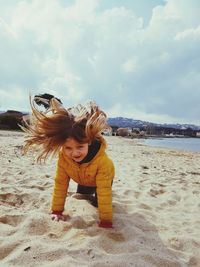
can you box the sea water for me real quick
[141,137,200,153]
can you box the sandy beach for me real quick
[0,130,200,267]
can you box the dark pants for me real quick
[76,181,113,208]
[76,184,98,207]
[76,184,97,195]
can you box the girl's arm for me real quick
[51,155,70,215]
[96,157,115,228]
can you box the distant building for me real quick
[116,127,131,137]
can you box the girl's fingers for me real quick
[51,214,65,221]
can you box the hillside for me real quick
[1,110,200,132]
[108,117,200,131]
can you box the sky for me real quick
[0,0,200,125]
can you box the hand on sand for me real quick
[51,211,67,221]
[99,221,113,229]
[51,214,66,221]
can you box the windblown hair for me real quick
[21,97,110,162]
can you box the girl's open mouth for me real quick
[73,156,82,161]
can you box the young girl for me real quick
[22,98,115,228]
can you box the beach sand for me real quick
[0,130,200,267]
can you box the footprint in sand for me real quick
[188,256,199,266]
[0,193,24,206]
[148,184,166,197]
[26,215,52,235]
[149,188,165,197]
[107,232,126,242]
[169,237,184,250]
[0,193,33,207]
[70,216,95,229]
[98,232,138,254]
[123,189,138,197]
[138,203,152,210]
[0,242,19,260]
[0,214,24,227]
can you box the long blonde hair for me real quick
[21,97,110,162]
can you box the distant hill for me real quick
[0,110,26,130]
[1,110,200,131]
[108,117,200,131]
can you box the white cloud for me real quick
[0,0,200,125]
[175,24,200,41]
[122,58,138,73]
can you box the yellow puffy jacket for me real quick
[51,140,115,222]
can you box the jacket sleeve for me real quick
[96,156,115,222]
[51,154,70,212]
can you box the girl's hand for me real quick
[99,221,113,229]
[51,211,65,221]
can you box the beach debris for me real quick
[141,165,149,169]
[24,246,31,252]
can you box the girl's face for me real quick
[63,137,89,162]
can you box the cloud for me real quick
[0,0,200,125]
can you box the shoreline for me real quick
[0,132,200,266]
[137,136,200,154]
